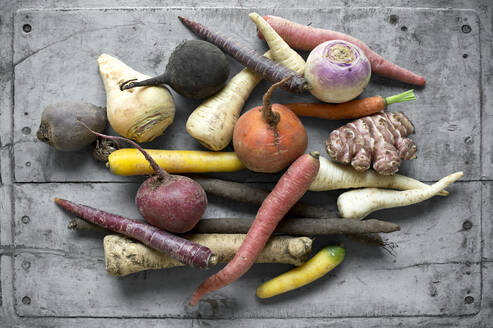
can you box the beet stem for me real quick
[120,74,169,91]
[261,76,292,127]
[78,121,169,180]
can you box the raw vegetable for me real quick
[104,234,313,276]
[68,216,400,237]
[82,126,207,234]
[186,51,273,151]
[105,148,245,176]
[178,16,309,93]
[284,89,416,120]
[248,12,305,74]
[233,77,308,173]
[326,112,416,175]
[192,218,400,235]
[259,15,426,86]
[257,245,345,298]
[54,198,216,269]
[192,176,335,218]
[305,40,371,103]
[310,156,448,196]
[190,152,320,306]
[120,40,230,99]
[98,54,175,143]
[338,171,463,219]
[37,102,106,151]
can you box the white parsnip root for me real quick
[248,12,305,74]
[309,156,448,196]
[104,234,312,276]
[337,171,463,219]
[186,52,272,151]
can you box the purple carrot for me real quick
[178,16,309,94]
[55,198,217,269]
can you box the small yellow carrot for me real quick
[256,245,345,298]
[107,148,245,176]
[248,12,305,75]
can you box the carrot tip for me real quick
[54,197,61,203]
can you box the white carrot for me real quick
[309,156,448,196]
[337,171,463,219]
[186,51,272,151]
[248,12,305,75]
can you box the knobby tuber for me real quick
[326,112,416,175]
[37,102,106,151]
[120,40,230,99]
[104,234,313,276]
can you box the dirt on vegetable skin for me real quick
[37,102,107,151]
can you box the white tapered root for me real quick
[337,171,463,219]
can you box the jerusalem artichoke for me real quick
[326,112,416,175]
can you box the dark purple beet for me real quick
[80,123,207,233]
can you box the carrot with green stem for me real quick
[190,152,321,306]
[285,89,416,120]
[186,51,273,151]
[178,16,309,94]
[248,12,305,75]
[258,15,426,86]
[54,198,216,269]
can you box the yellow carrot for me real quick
[107,148,245,176]
[186,51,273,151]
[256,245,345,298]
[249,12,305,75]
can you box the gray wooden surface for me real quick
[1,0,492,327]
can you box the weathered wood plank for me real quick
[11,181,480,317]
[13,7,480,183]
[482,182,492,261]
[13,252,480,318]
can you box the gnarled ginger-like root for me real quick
[326,112,416,175]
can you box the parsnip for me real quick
[309,156,448,196]
[249,12,305,75]
[338,171,463,219]
[104,234,312,276]
[186,52,272,151]
[98,54,175,143]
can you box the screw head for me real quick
[462,220,473,230]
[21,216,30,224]
[464,296,474,304]
[21,296,31,305]
[22,260,31,270]
[22,24,31,33]
[461,24,472,33]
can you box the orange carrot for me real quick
[260,15,426,86]
[284,90,415,120]
[189,152,320,306]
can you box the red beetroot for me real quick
[80,123,207,233]
[190,152,320,306]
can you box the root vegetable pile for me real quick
[190,152,320,306]
[326,112,417,175]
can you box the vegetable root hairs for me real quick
[337,171,463,219]
[326,112,417,175]
[104,234,313,276]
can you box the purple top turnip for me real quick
[304,40,371,103]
